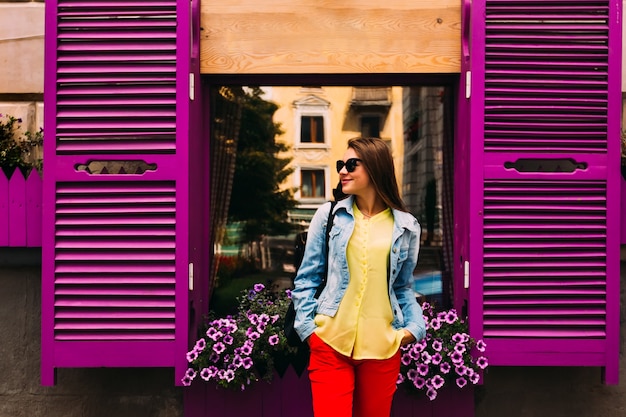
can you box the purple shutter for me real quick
[41,0,190,385]
[465,0,621,383]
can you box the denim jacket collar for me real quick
[333,195,418,233]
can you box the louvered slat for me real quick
[484,1,609,152]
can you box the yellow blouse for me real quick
[314,203,404,359]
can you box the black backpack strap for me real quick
[315,201,337,297]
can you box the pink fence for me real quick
[0,171,42,247]
[184,368,475,417]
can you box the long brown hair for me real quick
[346,137,407,212]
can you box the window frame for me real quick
[293,95,331,150]
[295,165,331,203]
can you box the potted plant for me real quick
[0,113,43,178]
[396,301,488,401]
[182,283,301,390]
[182,283,488,401]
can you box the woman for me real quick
[291,137,426,417]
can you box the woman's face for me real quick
[338,148,371,196]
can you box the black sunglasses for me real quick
[336,158,362,173]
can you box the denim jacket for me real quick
[291,196,426,344]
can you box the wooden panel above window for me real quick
[200,0,461,74]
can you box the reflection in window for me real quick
[301,169,325,198]
[301,116,325,143]
[361,115,381,138]
[208,85,453,316]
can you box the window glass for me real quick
[209,85,452,318]
[301,169,325,198]
[300,116,325,143]
[361,116,380,138]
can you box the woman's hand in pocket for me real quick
[400,329,416,346]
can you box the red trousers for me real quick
[307,333,401,417]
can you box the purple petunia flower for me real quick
[477,356,489,369]
[407,368,420,381]
[421,351,432,364]
[439,362,451,374]
[213,342,226,354]
[396,373,405,385]
[417,363,430,376]
[413,376,426,389]
[455,365,467,376]
[401,353,412,366]
[450,351,464,365]
[454,343,466,354]
[185,368,197,380]
[431,339,443,352]
[223,335,234,345]
[470,372,481,384]
[224,321,238,334]
[206,327,219,340]
[248,314,259,326]
[451,333,464,343]
[444,309,458,324]
[242,357,253,369]
[268,334,279,346]
[431,352,442,365]
[430,317,442,331]
[241,342,253,356]
[223,369,235,382]
[254,283,265,292]
[231,355,243,368]
[194,338,206,352]
[476,340,487,352]
[416,339,427,351]
[246,328,260,340]
[407,347,420,361]
[186,349,199,362]
[456,377,468,388]
[426,387,438,401]
[431,375,445,389]
[199,367,213,381]
[258,314,270,325]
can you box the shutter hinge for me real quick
[465,71,471,99]
[188,262,194,291]
[189,73,195,101]
[464,260,470,289]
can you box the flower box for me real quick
[183,367,475,417]
[182,283,483,417]
[0,170,42,247]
